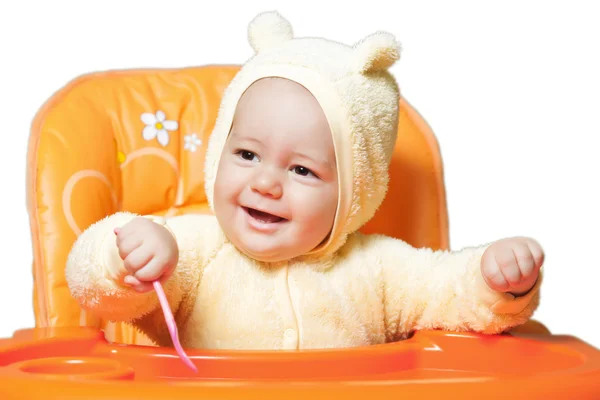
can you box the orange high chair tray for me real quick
[2,65,597,399]
[0,326,599,399]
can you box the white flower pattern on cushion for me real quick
[184,133,202,152]
[141,110,178,146]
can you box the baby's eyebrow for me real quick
[291,151,333,170]
[230,131,262,145]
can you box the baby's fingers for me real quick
[526,239,545,271]
[482,250,510,291]
[510,241,536,278]
[123,246,153,275]
[123,275,154,293]
[133,255,173,282]
[117,233,144,261]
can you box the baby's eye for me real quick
[238,150,257,161]
[293,166,315,177]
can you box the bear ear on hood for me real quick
[248,11,294,53]
[353,31,401,74]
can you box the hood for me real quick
[204,11,401,259]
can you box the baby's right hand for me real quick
[114,217,179,293]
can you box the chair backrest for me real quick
[26,65,449,345]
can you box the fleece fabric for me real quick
[65,11,541,350]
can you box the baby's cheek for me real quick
[294,188,335,229]
[310,184,338,222]
[216,165,242,195]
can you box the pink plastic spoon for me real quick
[153,280,198,373]
[113,227,196,372]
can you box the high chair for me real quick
[0,65,596,399]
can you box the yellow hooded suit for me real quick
[65,11,541,350]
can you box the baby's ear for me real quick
[248,11,294,53]
[353,31,401,74]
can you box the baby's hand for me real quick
[480,237,544,296]
[114,217,179,293]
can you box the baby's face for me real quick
[213,78,338,262]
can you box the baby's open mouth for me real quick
[243,207,286,223]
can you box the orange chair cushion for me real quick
[26,65,448,344]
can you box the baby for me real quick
[65,11,543,350]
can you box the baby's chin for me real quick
[237,243,300,263]
[231,234,311,263]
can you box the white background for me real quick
[0,0,598,350]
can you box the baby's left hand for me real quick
[481,237,544,296]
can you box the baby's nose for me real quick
[250,169,283,199]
